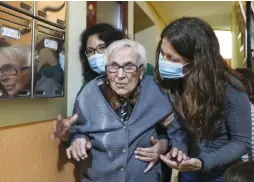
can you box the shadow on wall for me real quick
[57,142,81,182]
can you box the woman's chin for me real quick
[115,90,130,98]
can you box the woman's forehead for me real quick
[0,51,20,68]
[109,47,139,64]
[87,34,105,49]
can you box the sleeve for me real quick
[69,98,90,143]
[199,86,252,171]
[166,117,188,154]
[61,82,89,146]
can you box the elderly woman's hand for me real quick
[160,152,202,172]
[134,137,168,173]
[66,137,92,161]
[51,114,78,141]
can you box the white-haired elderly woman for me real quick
[0,45,31,97]
[66,39,187,182]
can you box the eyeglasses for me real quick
[105,64,144,73]
[0,66,30,76]
[85,45,106,57]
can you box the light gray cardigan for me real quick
[70,76,180,182]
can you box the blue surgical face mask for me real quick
[158,53,189,79]
[87,53,106,74]
[59,53,65,71]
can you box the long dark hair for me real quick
[154,17,243,138]
[79,23,127,82]
[235,68,254,100]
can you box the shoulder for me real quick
[141,75,167,97]
[76,76,104,101]
[225,76,249,108]
[225,76,245,97]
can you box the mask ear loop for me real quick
[183,61,192,77]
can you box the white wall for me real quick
[66,1,86,116]
[135,25,157,66]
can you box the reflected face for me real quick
[107,47,144,98]
[0,52,31,96]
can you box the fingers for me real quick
[177,150,183,162]
[165,152,172,159]
[182,153,189,161]
[135,155,154,162]
[144,161,155,174]
[52,114,78,140]
[66,138,91,162]
[80,139,88,159]
[171,148,179,158]
[66,146,72,159]
[69,114,78,125]
[135,150,156,159]
[136,147,154,153]
[86,141,92,150]
[160,154,180,169]
[72,142,80,161]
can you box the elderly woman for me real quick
[66,39,186,182]
[0,45,31,97]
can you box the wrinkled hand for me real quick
[169,147,189,162]
[51,114,78,141]
[160,151,202,172]
[66,137,92,161]
[135,137,167,173]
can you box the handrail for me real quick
[238,1,246,24]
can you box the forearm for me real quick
[200,85,252,171]
[167,119,188,154]
[199,140,250,171]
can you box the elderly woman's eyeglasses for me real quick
[105,64,144,73]
[85,45,106,57]
[0,66,30,76]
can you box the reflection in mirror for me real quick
[33,20,65,98]
[0,5,33,98]
[0,45,32,98]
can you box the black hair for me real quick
[224,161,254,182]
[79,23,127,82]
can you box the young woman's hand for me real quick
[160,150,202,172]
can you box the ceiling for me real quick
[134,2,154,33]
[149,1,233,30]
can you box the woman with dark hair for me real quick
[79,23,127,82]
[155,17,252,181]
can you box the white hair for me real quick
[0,45,31,67]
[104,39,147,70]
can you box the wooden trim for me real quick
[119,1,128,36]
[86,1,97,29]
